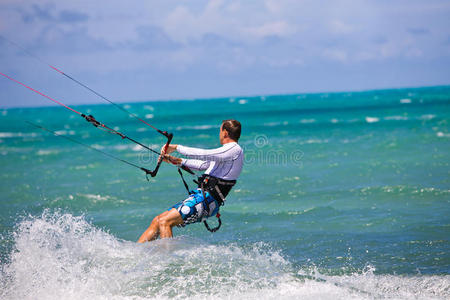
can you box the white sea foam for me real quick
[132,144,144,151]
[145,114,154,119]
[238,99,248,104]
[300,119,316,124]
[365,117,379,123]
[132,143,158,152]
[420,114,436,120]
[37,149,59,156]
[112,144,130,151]
[1,211,448,300]
[54,130,76,136]
[144,105,154,111]
[263,121,288,127]
[0,132,38,138]
[400,98,412,104]
[91,144,105,150]
[77,193,112,203]
[384,116,408,121]
[0,132,14,138]
[300,139,329,145]
[436,132,450,138]
[264,122,281,127]
[175,124,218,131]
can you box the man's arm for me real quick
[181,159,210,171]
[163,154,210,171]
[175,144,240,162]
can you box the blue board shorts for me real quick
[170,189,220,227]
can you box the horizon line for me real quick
[1,83,449,110]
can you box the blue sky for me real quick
[0,0,449,107]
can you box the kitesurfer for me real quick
[137,119,243,242]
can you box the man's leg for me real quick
[137,209,183,243]
[137,210,168,243]
[159,208,184,238]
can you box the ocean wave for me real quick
[77,193,113,203]
[91,144,105,150]
[37,149,59,156]
[72,164,96,170]
[0,147,33,154]
[90,143,159,152]
[287,207,316,215]
[365,117,379,123]
[131,144,159,152]
[299,138,329,145]
[0,132,38,138]
[175,124,219,131]
[384,115,409,121]
[420,114,436,120]
[1,211,448,300]
[0,132,14,138]
[263,121,288,127]
[436,132,450,138]
[300,119,316,124]
[112,144,130,151]
[54,130,76,136]
[296,266,449,300]
[354,185,450,197]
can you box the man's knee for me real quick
[151,213,172,228]
[158,215,172,228]
[151,215,161,226]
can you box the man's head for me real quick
[220,119,241,144]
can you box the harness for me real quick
[178,169,236,232]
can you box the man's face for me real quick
[219,124,226,144]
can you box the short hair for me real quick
[222,119,241,141]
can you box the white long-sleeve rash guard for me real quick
[177,142,244,181]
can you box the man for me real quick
[138,119,243,243]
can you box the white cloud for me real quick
[0,0,449,105]
[164,5,197,43]
[244,20,295,39]
[323,48,348,62]
[265,0,283,14]
[163,0,236,44]
[329,20,355,35]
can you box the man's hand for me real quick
[161,144,177,155]
[162,154,182,166]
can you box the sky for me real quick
[0,0,449,107]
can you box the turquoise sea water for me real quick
[0,86,449,299]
